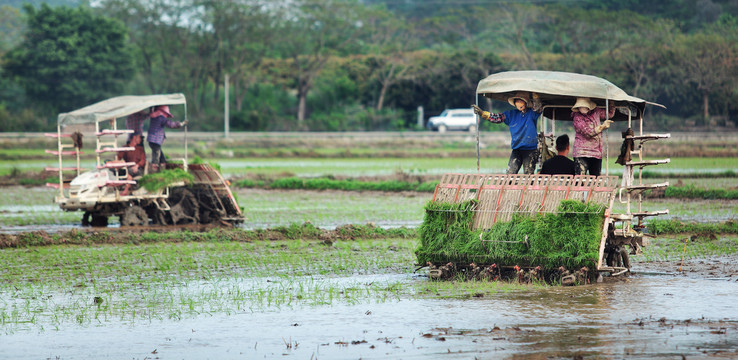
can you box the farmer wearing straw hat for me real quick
[472,91,542,174]
[571,97,615,176]
[147,105,187,172]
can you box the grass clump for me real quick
[416,199,605,270]
[0,224,419,248]
[243,176,438,192]
[647,219,738,235]
[663,185,738,200]
[138,168,194,192]
[273,222,322,239]
[640,170,738,179]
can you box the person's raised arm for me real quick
[471,104,505,123]
[531,92,543,113]
[602,101,616,120]
[163,118,183,129]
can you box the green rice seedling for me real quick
[633,235,738,262]
[415,278,533,299]
[0,237,421,332]
[416,199,604,271]
[137,168,194,192]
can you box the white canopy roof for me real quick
[58,93,186,126]
[476,71,663,121]
[477,71,648,102]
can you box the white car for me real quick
[427,108,477,133]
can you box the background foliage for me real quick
[1,0,737,132]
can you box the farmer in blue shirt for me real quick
[472,91,542,174]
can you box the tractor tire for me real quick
[193,187,226,224]
[153,208,170,225]
[90,214,109,227]
[121,205,148,227]
[612,245,623,267]
[169,188,200,225]
[620,246,631,269]
[81,211,91,226]
[144,203,170,226]
[606,246,615,267]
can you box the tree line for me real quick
[0,0,736,132]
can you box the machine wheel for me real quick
[437,124,448,133]
[468,125,476,133]
[121,205,148,227]
[152,208,170,225]
[90,214,109,227]
[169,188,200,225]
[605,245,631,270]
[620,247,631,269]
[194,188,226,224]
[81,211,91,226]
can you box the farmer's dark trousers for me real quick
[148,142,167,165]
[506,148,539,175]
[574,157,602,176]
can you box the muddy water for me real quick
[3,273,738,359]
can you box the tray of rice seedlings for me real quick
[416,199,605,285]
[138,168,194,192]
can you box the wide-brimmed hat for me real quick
[571,97,596,111]
[507,91,531,107]
[150,105,173,118]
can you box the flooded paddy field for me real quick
[1,186,736,232]
[2,155,737,179]
[2,236,738,359]
[1,132,736,358]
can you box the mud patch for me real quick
[634,254,738,279]
[0,224,416,248]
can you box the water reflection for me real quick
[3,274,738,359]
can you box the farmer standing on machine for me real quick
[472,91,542,174]
[571,97,615,176]
[147,105,187,172]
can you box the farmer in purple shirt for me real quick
[147,105,186,172]
[571,97,615,176]
[472,91,542,174]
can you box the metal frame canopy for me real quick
[475,71,663,122]
[58,93,187,126]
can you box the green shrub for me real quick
[234,178,257,188]
[270,177,305,189]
